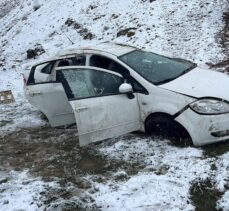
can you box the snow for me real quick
[0,170,57,211]
[92,137,212,210]
[94,173,194,211]
[216,152,229,210]
[216,152,229,192]
[0,0,229,210]
[218,191,229,211]
[0,98,45,136]
[0,0,227,73]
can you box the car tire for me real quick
[145,113,193,146]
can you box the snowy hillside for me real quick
[0,0,228,95]
[0,0,229,210]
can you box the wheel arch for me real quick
[144,112,192,141]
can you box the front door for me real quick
[57,67,141,146]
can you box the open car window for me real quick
[57,56,86,67]
[90,55,129,76]
[89,55,148,94]
[56,68,124,100]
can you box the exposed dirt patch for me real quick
[0,126,146,182]
[202,141,229,158]
[0,126,109,181]
[0,0,20,19]
[220,12,229,57]
[117,27,137,37]
[211,11,229,72]
[0,126,148,209]
[190,179,224,211]
[64,18,95,40]
[26,43,45,59]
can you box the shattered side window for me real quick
[61,69,94,99]
[58,68,124,100]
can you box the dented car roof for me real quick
[59,42,137,56]
[32,42,137,66]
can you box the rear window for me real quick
[40,62,54,74]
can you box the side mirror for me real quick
[119,83,133,94]
[119,83,135,99]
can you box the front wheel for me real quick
[145,114,193,146]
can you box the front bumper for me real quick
[175,108,229,146]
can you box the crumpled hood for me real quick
[159,67,229,100]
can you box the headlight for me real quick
[189,99,229,114]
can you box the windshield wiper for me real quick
[180,63,197,76]
[155,64,197,85]
[155,77,178,85]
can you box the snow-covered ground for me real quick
[0,170,57,211]
[93,138,208,211]
[0,0,229,210]
[89,136,229,211]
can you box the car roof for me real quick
[59,42,137,56]
[32,42,137,66]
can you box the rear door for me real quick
[26,83,75,127]
[57,67,141,146]
[25,61,75,127]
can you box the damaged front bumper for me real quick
[175,108,229,146]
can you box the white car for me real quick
[24,42,229,146]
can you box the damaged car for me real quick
[24,42,229,146]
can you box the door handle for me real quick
[29,91,42,97]
[75,107,88,113]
